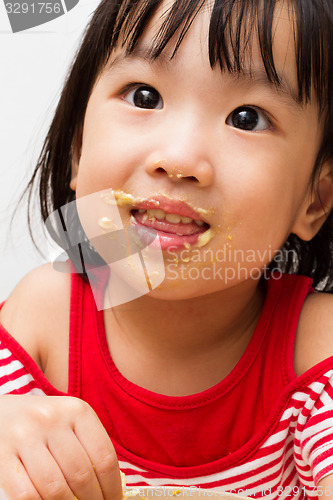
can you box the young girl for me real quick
[1,0,333,498]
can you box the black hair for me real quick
[22,0,333,290]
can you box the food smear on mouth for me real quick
[134,209,206,237]
[100,189,214,218]
[195,227,215,248]
[131,208,214,250]
[100,189,215,250]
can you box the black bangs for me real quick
[109,0,207,57]
[105,0,332,111]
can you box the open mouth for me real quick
[130,208,212,250]
[132,208,209,234]
[101,189,214,250]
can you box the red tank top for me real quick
[67,269,313,472]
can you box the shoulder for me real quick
[294,290,333,376]
[0,262,71,372]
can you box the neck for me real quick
[103,279,266,396]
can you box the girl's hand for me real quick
[0,395,123,500]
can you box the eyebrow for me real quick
[106,44,303,109]
[106,43,173,72]
[231,69,303,109]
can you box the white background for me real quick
[0,0,100,300]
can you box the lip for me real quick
[131,218,207,250]
[130,196,211,251]
[131,195,208,223]
[103,190,213,250]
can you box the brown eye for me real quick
[226,106,271,131]
[125,86,163,109]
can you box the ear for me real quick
[69,133,82,192]
[291,163,333,241]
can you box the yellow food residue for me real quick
[195,228,215,248]
[101,189,214,218]
[98,216,119,231]
[121,471,186,499]
[121,471,147,499]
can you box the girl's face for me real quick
[72,2,327,299]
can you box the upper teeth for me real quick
[138,208,204,226]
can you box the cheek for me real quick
[76,129,131,197]
[218,160,292,218]
[213,153,308,254]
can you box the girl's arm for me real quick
[0,263,70,380]
[294,292,333,376]
[295,292,333,497]
[0,264,122,500]
[317,476,333,499]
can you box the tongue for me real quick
[134,211,205,236]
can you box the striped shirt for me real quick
[1,272,333,499]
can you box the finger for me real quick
[0,454,42,500]
[48,429,103,500]
[19,441,76,500]
[74,410,123,500]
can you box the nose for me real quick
[144,117,215,187]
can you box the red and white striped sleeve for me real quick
[294,371,333,488]
[0,324,46,396]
